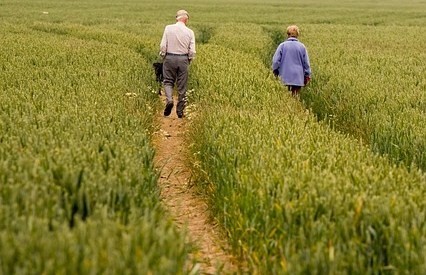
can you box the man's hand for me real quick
[273,69,279,77]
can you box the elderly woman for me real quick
[272,25,311,96]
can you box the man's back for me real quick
[161,22,195,56]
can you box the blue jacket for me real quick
[272,37,311,86]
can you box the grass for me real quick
[0,0,425,273]
[0,22,191,273]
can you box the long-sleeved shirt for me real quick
[160,21,196,59]
[272,37,311,86]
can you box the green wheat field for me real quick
[1,0,425,274]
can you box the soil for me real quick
[153,95,239,274]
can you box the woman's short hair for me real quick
[286,25,300,37]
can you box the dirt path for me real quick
[153,95,238,274]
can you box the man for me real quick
[272,25,311,97]
[159,9,196,118]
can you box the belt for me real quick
[166,53,188,56]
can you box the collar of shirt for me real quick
[176,21,186,27]
[287,37,298,41]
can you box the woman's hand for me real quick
[304,76,311,85]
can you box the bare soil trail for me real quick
[153,95,239,274]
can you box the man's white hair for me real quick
[176,10,189,20]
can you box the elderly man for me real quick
[272,25,311,97]
[159,10,196,118]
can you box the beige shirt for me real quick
[160,21,196,59]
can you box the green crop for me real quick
[189,41,426,274]
[0,20,190,274]
[1,0,425,274]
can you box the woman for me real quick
[272,25,312,96]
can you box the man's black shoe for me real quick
[177,113,184,118]
[164,102,173,116]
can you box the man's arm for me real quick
[159,27,168,57]
[188,30,196,60]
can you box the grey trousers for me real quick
[162,55,189,115]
